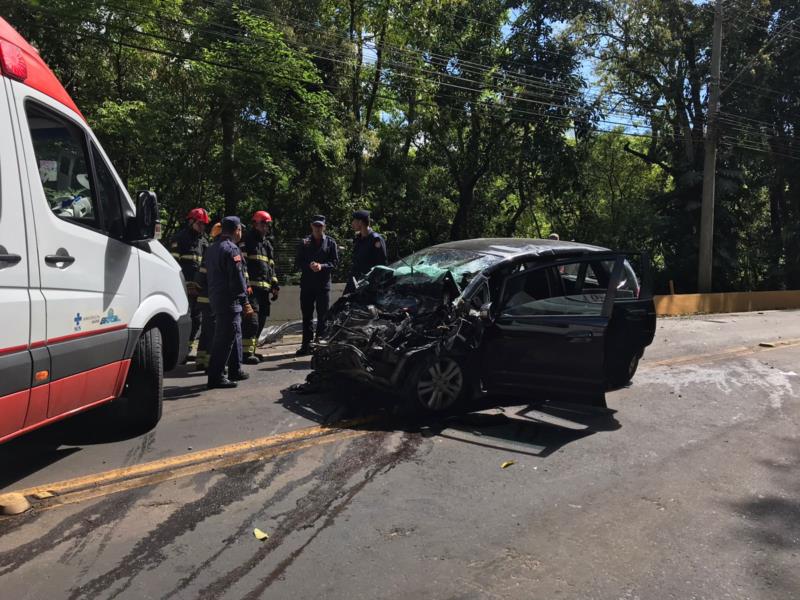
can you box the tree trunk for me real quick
[768,161,785,288]
[221,106,237,216]
[349,0,364,198]
[450,180,475,240]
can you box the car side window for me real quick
[91,144,125,239]
[501,261,607,317]
[25,103,98,229]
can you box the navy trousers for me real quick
[207,309,242,383]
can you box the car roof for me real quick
[430,238,610,260]
[0,17,84,119]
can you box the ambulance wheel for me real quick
[123,326,164,430]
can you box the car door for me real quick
[481,254,625,403]
[607,253,657,355]
[0,77,32,440]
[11,82,139,418]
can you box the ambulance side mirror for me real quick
[127,191,158,242]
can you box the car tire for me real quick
[406,355,469,413]
[606,349,642,390]
[122,326,164,430]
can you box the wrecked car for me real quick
[311,238,656,411]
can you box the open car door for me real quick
[481,254,627,405]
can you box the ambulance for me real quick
[0,18,190,443]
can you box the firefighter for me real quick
[295,215,339,356]
[345,209,387,294]
[240,210,280,364]
[170,208,210,356]
[205,216,254,389]
[194,222,222,371]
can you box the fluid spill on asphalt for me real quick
[0,490,144,578]
[197,432,423,600]
[1,427,428,600]
[65,453,298,600]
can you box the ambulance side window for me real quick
[25,102,98,228]
[91,144,125,239]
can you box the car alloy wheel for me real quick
[416,357,464,411]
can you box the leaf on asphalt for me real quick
[253,528,269,541]
[501,461,515,469]
[759,342,776,348]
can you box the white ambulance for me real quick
[0,18,190,443]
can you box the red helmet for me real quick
[187,208,210,224]
[252,210,272,223]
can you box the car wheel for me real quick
[121,326,164,430]
[410,355,466,412]
[607,349,642,390]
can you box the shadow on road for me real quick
[276,381,621,459]
[164,383,208,401]
[725,436,800,598]
[0,406,149,490]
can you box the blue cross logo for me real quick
[74,313,82,331]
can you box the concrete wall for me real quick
[654,290,800,316]
[269,283,347,323]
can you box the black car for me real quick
[311,238,656,411]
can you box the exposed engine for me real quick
[312,269,483,386]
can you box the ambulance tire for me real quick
[122,326,164,430]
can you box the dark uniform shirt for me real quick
[240,229,279,292]
[205,236,248,312]
[295,235,339,291]
[170,226,208,282]
[350,228,387,282]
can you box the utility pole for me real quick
[698,0,723,293]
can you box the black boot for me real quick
[207,377,237,390]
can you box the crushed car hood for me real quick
[313,267,481,384]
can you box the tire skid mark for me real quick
[197,432,423,600]
[163,444,340,600]
[0,491,143,578]
[66,457,289,600]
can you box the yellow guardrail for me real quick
[654,290,800,316]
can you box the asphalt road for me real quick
[1,310,800,599]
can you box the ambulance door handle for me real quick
[0,253,22,265]
[45,254,76,266]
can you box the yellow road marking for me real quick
[13,417,377,502]
[642,337,800,369]
[33,429,368,511]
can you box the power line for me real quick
[27,2,662,128]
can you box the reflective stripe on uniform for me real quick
[197,297,210,304]
[179,254,202,263]
[247,254,270,263]
[199,267,207,274]
[251,281,271,289]
[242,337,259,354]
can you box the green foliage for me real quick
[3,0,797,291]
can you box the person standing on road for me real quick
[205,216,254,389]
[344,209,387,294]
[194,221,222,372]
[240,210,280,364]
[170,208,210,357]
[295,215,339,356]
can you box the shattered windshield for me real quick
[386,248,503,289]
